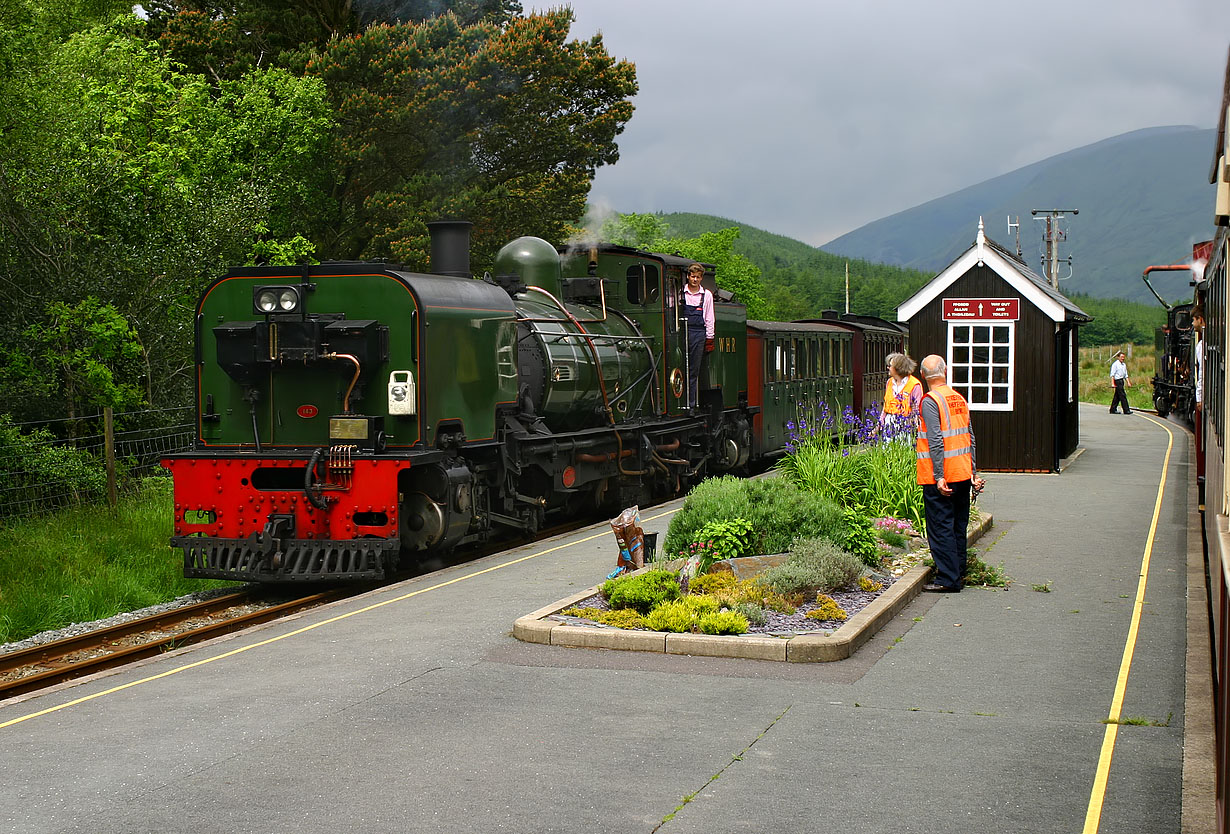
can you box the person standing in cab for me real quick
[682,263,715,411]
[881,352,923,437]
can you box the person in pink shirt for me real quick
[681,263,715,410]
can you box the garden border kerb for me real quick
[512,513,994,663]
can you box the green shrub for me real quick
[602,569,681,613]
[698,610,750,635]
[662,476,751,557]
[0,416,108,512]
[759,537,864,596]
[681,594,721,616]
[644,599,698,632]
[840,507,881,567]
[662,475,844,558]
[742,478,845,554]
[693,517,755,565]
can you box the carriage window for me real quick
[626,264,660,305]
[948,322,1014,411]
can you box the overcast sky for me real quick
[524,0,1227,247]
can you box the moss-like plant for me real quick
[561,606,646,629]
[698,610,750,635]
[806,594,848,622]
[644,595,721,632]
[645,600,699,633]
[858,576,883,593]
[602,569,681,613]
[690,571,737,596]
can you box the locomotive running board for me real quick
[173,535,398,582]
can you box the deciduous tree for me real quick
[0,13,335,415]
[303,8,636,269]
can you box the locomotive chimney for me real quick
[427,220,473,278]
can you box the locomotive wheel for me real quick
[401,491,445,550]
[1154,396,1170,418]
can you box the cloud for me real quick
[526,0,1226,246]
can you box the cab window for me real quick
[626,264,660,305]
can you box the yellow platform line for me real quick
[1083,413,1174,832]
[0,509,676,731]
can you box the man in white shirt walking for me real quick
[1109,351,1132,415]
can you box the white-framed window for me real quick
[948,321,1014,411]
[1068,329,1076,404]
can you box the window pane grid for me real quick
[948,321,1014,411]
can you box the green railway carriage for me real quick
[746,320,854,458]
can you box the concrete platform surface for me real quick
[0,404,1210,833]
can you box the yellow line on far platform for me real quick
[0,509,677,731]
[1082,413,1174,833]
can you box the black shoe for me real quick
[1109,410,1118,414]
[922,583,960,593]
[1124,410,1132,415]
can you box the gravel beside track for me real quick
[0,587,249,655]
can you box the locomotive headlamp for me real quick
[254,285,302,315]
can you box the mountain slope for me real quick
[821,126,1216,303]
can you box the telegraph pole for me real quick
[844,262,850,314]
[1031,208,1078,290]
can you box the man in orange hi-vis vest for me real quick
[916,355,985,593]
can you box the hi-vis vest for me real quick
[916,384,973,484]
[883,375,922,417]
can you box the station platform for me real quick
[0,402,1211,833]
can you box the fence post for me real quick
[105,406,117,508]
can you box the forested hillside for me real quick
[822,126,1215,304]
[642,213,1165,345]
[656,213,935,322]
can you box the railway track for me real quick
[0,513,614,701]
[0,589,350,700]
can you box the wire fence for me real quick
[0,406,195,522]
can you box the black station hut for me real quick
[896,220,1091,472]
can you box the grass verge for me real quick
[0,477,237,645]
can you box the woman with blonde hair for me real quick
[881,352,922,433]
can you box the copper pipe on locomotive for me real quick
[1142,263,1200,310]
[321,352,361,412]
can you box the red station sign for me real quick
[942,298,1020,320]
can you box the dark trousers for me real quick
[1110,379,1131,413]
[687,328,706,407]
[923,480,971,588]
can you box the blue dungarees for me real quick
[682,292,707,408]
